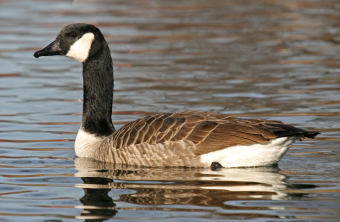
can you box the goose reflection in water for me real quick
[74,158,316,221]
[77,177,117,221]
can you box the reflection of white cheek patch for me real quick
[66,33,95,63]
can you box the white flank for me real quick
[75,127,104,158]
[200,136,300,168]
[66,32,95,62]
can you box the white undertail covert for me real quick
[200,136,300,167]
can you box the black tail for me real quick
[265,123,320,139]
[302,130,320,139]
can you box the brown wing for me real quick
[111,111,319,155]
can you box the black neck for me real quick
[81,50,115,137]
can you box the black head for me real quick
[34,23,107,63]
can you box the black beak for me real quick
[34,39,62,58]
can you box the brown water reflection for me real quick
[75,158,319,221]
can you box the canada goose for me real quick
[34,23,319,168]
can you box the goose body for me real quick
[34,23,319,168]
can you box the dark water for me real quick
[0,0,339,221]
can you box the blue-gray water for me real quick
[0,0,339,221]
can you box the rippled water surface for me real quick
[0,0,339,221]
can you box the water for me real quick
[0,0,339,221]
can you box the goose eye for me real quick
[71,33,77,37]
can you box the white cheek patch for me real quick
[66,32,95,63]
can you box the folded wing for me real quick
[111,111,319,155]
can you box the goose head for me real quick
[34,23,115,139]
[34,23,107,63]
